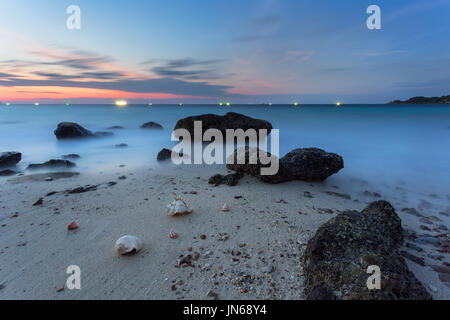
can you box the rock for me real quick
[280,148,344,181]
[226,147,287,184]
[115,143,128,148]
[27,160,76,170]
[0,152,21,167]
[107,126,124,130]
[33,198,44,206]
[226,147,343,184]
[114,235,143,255]
[0,169,17,176]
[157,148,183,162]
[8,172,80,184]
[67,221,78,230]
[66,181,116,194]
[173,112,272,137]
[208,172,243,186]
[54,122,95,139]
[326,191,351,200]
[302,200,431,300]
[62,154,80,160]
[157,148,172,161]
[44,177,53,181]
[94,131,113,137]
[141,121,163,129]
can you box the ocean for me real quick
[1,104,449,213]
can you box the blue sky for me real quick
[0,0,449,103]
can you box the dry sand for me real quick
[0,163,448,300]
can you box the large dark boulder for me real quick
[280,148,343,181]
[302,201,432,300]
[226,147,343,184]
[27,159,76,170]
[0,152,22,167]
[173,112,272,137]
[141,121,163,129]
[54,122,94,139]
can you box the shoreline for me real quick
[0,163,448,299]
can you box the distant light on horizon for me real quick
[294,102,299,107]
[115,100,128,107]
[226,102,231,106]
[219,102,224,106]
[336,102,341,106]
[34,102,39,106]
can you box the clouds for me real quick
[146,58,225,80]
[0,48,233,98]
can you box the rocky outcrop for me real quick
[27,159,76,170]
[302,201,432,300]
[173,112,272,137]
[54,122,95,139]
[0,152,21,167]
[141,121,163,129]
[226,147,343,184]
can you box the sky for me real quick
[0,0,449,104]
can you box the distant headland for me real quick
[388,95,450,104]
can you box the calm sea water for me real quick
[1,104,449,211]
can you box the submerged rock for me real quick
[0,169,17,176]
[54,122,94,139]
[27,160,76,170]
[8,172,79,184]
[107,125,124,130]
[173,112,272,137]
[0,152,21,167]
[141,121,163,129]
[302,200,431,300]
[62,154,80,160]
[157,148,184,162]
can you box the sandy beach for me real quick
[1,161,448,300]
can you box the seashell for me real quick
[167,197,193,216]
[169,229,179,239]
[114,235,143,255]
[221,204,230,212]
[67,221,79,230]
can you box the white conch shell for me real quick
[114,235,143,255]
[167,197,193,216]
